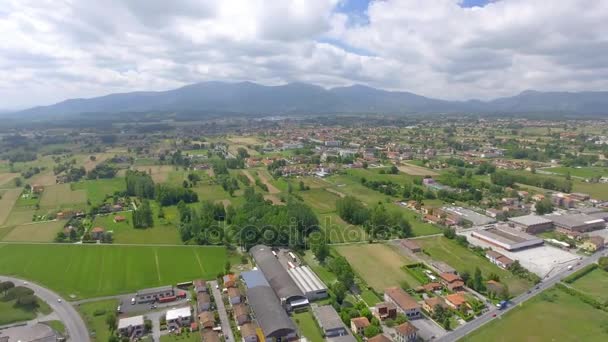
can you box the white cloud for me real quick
[0,0,607,109]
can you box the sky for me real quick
[1,0,608,109]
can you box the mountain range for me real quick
[11,81,608,118]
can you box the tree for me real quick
[133,199,154,228]
[460,271,470,284]
[364,325,381,338]
[310,235,330,263]
[225,261,231,273]
[106,312,117,331]
[331,282,347,304]
[473,267,485,292]
[535,198,554,215]
[599,257,608,271]
[16,294,38,308]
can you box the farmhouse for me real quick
[118,315,145,339]
[395,322,419,342]
[241,270,298,341]
[312,305,351,338]
[471,226,543,251]
[250,245,308,308]
[166,307,192,330]
[350,317,370,336]
[135,285,175,304]
[547,213,606,233]
[384,287,421,319]
[508,215,554,234]
[287,265,328,301]
[485,250,514,269]
[401,239,421,253]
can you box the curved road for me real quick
[0,275,90,342]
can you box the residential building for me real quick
[384,287,421,319]
[240,322,259,342]
[90,227,105,240]
[422,297,448,315]
[166,307,192,330]
[223,274,238,288]
[194,279,208,293]
[198,311,215,330]
[118,315,145,339]
[227,287,242,305]
[350,317,370,336]
[439,273,465,292]
[395,322,418,342]
[368,334,392,342]
[445,293,468,310]
[485,250,515,269]
[373,302,397,321]
[196,292,211,313]
[233,303,250,325]
[202,329,221,342]
[486,280,506,296]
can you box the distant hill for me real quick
[11,82,608,117]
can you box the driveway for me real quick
[209,280,235,342]
[0,275,90,342]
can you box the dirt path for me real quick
[325,188,346,198]
[258,171,280,194]
[398,163,439,176]
[264,194,285,205]
[241,170,255,183]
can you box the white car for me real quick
[131,297,136,305]
[57,298,62,303]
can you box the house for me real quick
[582,236,605,252]
[198,311,215,329]
[401,239,421,253]
[227,287,242,305]
[223,274,238,288]
[445,293,468,310]
[395,322,418,342]
[485,250,514,269]
[233,303,250,325]
[373,302,397,321]
[240,322,259,342]
[114,215,126,223]
[422,297,448,315]
[196,293,211,313]
[166,307,192,330]
[384,287,421,319]
[32,184,44,194]
[439,273,465,291]
[350,317,370,336]
[117,315,145,339]
[368,334,392,342]
[194,279,208,293]
[90,227,105,240]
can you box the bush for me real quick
[564,264,598,284]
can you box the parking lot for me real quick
[463,231,580,277]
[116,290,191,315]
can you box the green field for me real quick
[0,244,226,299]
[77,299,119,341]
[0,295,52,325]
[335,243,420,292]
[293,309,324,342]
[544,166,608,179]
[72,178,127,206]
[2,220,64,242]
[570,267,608,302]
[462,287,608,342]
[417,236,532,295]
[160,332,201,342]
[92,211,181,244]
[299,189,340,214]
[39,184,87,208]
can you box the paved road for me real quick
[438,250,607,341]
[0,275,90,342]
[209,280,235,342]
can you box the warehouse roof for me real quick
[118,315,144,329]
[288,266,327,294]
[547,214,605,229]
[241,270,269,289]
[250,245,305,303]
[312,305,344,332]
[474,227,541,245]
[247,285,296,338]
[508,214,553,226]
[166,307,191,321]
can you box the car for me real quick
[151,305,157,309]
[492,313,497,317]
[57,298,62,303]
[131,297,136,305]
[23,282,28,285]
[535,286,540,290]
[117,305,122,313]
[215,284,219,289]
[527,290,531,294]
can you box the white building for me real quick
[287,266,328,301]
[166,307,192,330]
[118,315,145,338]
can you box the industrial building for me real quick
[250,245,308,308]
[311,305,353,339]
[547,213,606,233]
[135,285,175,304]
[241,270,298,341]
[508,215,554,234]
[471,226,543,251]
[287,266,328,301]
[441,206,496,226]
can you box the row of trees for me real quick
[491,171,572,193]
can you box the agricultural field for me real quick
[0,244,227,299]
[416,236,532,295]
[92,211,181,245]
[570,267,608,302]
[2,220,64,242]
[39,183,86,208]
[77,299,119,342]
[29,170,57,186]
[82,153,113,172]
[334,243,420,292]
[397,163,439,176]
[0,172,18,187]
[134,165,176,183]
[347,168,420,186]
[72,178,126,206]
[462,287,608,342]
[0,188,21,225]
[257,169,280,193]
[544,166,608,179]
[299,188,340,214]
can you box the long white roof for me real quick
[165,306,192,321]
[288,266,327,294]
[118,315,144,329]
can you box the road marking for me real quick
[154,249,162,283]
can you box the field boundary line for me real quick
[154,249,162,283]
[193,249,206,275]
[97,248,106,293]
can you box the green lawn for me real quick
[462,287,608,342]
[92,211,181,244]
[302,251,336,285]
[416,236,532,295]
[42,320,66,334]
[571,267,608,302]
[77,299,118,342]
[360,288,382,306]
[293,309,324,342]
[72,178,127,206]
[346,168,420,186]
[160,332,201,342]
[0,295,52,325]
[544,166,608,179]
[299,189,340,214]
[0,244,226,299]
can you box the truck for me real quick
[496,300,508,310]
